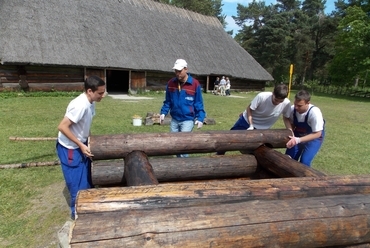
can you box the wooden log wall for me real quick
[91,154,258,186]
[89,129,291,160]
[0,65,85,91]
[71,130,370,247]
[72,175,370,247]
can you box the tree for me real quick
[233,0,337,84]
[329,6,370,86]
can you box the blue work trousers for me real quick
[56,142,92,219]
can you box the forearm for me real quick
[283,116,293,131]
[299,131,322,143]
[246,105,253,125]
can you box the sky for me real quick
[222,0,337,35]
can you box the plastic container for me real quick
[133,118,142,126]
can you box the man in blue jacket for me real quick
[160,59,206,157]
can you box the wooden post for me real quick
[124,151,158,186]
[89,129,291,160]
[91,154,258,186]
[253,145,326,177]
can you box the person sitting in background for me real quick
[285,90,325,166]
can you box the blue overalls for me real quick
[285,106,325,166]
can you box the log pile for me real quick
[69,129,370,247]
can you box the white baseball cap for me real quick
[172,59,188,70]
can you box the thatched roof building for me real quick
[0,0,273,92]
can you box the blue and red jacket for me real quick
[160,74,206,122]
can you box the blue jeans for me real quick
[56,142,92,219]
[170,119,194,157]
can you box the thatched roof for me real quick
[0,0,273,81]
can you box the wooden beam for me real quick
[71,193,370,247]
[76,175,370,214]
[89,129,291,160]
[253,145,326,177]
[91,154,258,186]
[124,151,158,186]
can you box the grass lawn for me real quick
[1,89,370,247]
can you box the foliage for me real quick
[329,6,370,86]
[234,0,338,85]
[0,90,81,99]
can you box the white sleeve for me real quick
[308,107,324,132]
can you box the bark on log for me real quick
[89,129,291,160]
[71,194,370,247]
[9,136,56,141]
[0,160,60,169]
[253,145,326,177]
[124,151,158,186]
[76,175,370,214]
[91,154,258,186]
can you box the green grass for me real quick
[1,89,370,247]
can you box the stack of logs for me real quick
[70,129,370,247]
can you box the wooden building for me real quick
[0,0,274,93]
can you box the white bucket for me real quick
[133,118,142,126]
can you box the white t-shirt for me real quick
[242,92,291,129]
[58,93,95,149]
[290,104,324,132]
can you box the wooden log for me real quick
[76,175,370,214]
[9,136,56,141]
[89,129,291,160]
[253,145,326,177]
[91,154,258,186]
[124,151,158,186]
[70,193,370,247]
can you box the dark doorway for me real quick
[209,76,220,91]
[106,70,129,93]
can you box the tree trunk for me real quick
[253,145,326,177]
[76,175,370,214]
[91,154,258,186]
[89,129,291,160]
[124,150,158,186]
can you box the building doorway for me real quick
[106,70,129,93]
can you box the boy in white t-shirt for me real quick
[285,90,325,166]
[56,75,106,220]
[217,84,292,155]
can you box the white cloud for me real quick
[225,16,240,33]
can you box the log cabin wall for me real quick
[0,65,266,93]
[146,71,173,91]
[130,71,146,92]
[0,65,85,91]
[85,68,105,83]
